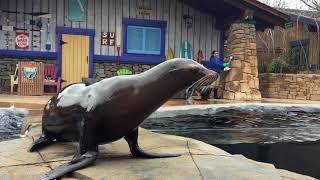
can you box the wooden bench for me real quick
[44,64,61,93]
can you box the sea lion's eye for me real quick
[192,68,199,74]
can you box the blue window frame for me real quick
[122,18,167,62]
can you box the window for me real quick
[289,39,309,65]
[127,26,161,55]
[123,18,166,61]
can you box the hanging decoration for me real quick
[196,50,203,63]
[45,23,52,50]
[69,0,86,21]
[179,41,193,59]
[166,48,174,60]
[15,32,29,49]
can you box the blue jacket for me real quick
[210,57,224,73]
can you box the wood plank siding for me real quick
[257,22,320,65]
[0,0,221,60]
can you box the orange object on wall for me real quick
[197,50,203,63]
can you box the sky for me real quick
[259,0,309,10]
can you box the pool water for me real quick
[142,107,320,178]
[0,107,27,141]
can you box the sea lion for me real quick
[29,58,218,180]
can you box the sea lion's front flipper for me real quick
[124,128,181,158]
[41,114,98,180]
[29,134,54,152]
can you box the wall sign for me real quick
[15,32,29,49]
[2,25,14,31]
[285,22,293,29]
[137,6,152,16]
[101,32,115,46]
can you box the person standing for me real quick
[210,50,231,73]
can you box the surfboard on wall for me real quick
[197,50,203,63]
[166,48,174,60]
[179,41,192,59]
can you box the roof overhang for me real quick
[184,0,290,31]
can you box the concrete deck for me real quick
[0,124,316,180]
[0,95,319,179]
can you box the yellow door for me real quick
[62,34,89,86]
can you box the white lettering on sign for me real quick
[2,25,14,31]
[15,32,30,49]
[101,32,116,46]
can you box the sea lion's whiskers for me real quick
[190,76,209,90]
[186,75,212,98]
[196,75,213,88]
[186,76,207,93]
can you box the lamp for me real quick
[183,15,193,29]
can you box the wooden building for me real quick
[0,0,288,90]
[256,10,320,70]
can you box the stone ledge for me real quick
[260,73,320,101]
[0,126,316,180]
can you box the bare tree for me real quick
[258,0,288,8]
[300,0,320,11]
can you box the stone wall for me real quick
[0,58,156,93]
[0,58,55,93]
[223,23,261,101]
[0,59,18,92]
[94,62,155,79]
[260,73,320,100]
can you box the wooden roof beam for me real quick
[223,0,289,27]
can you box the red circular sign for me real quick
[15,32,29,49]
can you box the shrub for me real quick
[267,58,289,73]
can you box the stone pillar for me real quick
[223,23,261,101]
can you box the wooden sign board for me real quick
[16,32,30,49]
[285,22,293,29]
[137,6,152,17]
[18,61,44,96]
[101,32,115,46]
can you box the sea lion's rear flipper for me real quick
[41,114,98,180]
[125,128,181,158]
[40,151,98,180]
[29,135,54,152]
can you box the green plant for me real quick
[267,58,289,73]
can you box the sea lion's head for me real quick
[167,58,218,86]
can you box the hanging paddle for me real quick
[45,23,52,50]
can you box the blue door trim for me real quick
[0,49,56,59]
[56,27,95,78]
